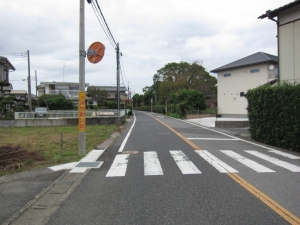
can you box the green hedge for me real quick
[246,83,300,152]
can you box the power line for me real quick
[0,52,27,58]
[89,0,117,49]
[91,1,116,49]
[94,0,117,46]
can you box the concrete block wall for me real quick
[215,120,249,128]
[0,116,125,128]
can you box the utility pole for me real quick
[127,81,129,110]
[35,70,37,97]
[116,43,120,116]
[27,50,32,112]
[78,0,86,156]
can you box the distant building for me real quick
[211,52,278,117]
[37,81,90,106]
[0,56,15,94]
[92,86,128,101]
[259,0,300,84]
[91,86,129,107]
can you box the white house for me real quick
[211,52,278,117]
[259,0,300,84]
[37,81,90,106]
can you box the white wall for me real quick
[279,19,300,84]
[217,64,271,115]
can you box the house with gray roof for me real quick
[211,52,278,117]
[0,56,15,94]
[92,86,127,101]
[259,0,300,84]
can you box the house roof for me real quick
[93,86,127,91]
[10,90,27,95]
[258,0,300,19]
[210,52,278,73]
[0,56,16,71]
[38,81,89,88]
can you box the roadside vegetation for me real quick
[247,83,300,152]
[132,61,217,118]
[0,124,117,176]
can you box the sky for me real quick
[0,0,289,95]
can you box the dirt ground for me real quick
[0,145,44,174]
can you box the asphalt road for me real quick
[43,111,300,225]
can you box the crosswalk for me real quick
[105,150,300,177]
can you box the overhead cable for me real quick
[91,1,116,49]
[94,0,117,46]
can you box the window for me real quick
[240,92,245,97]
[250,69,260,73]
[223,73,231,77]
[4,70,8,81]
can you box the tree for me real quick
[153,61,217,104]
[143,90,155,106]
[184,89,206,110]
[87,86,108,105]
[38,94,74,110]
[0,80,15,119]
[132,94,143,107]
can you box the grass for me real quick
[0,124,118,176]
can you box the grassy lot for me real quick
[0,124,118,176]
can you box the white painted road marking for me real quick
[170,150,201,174]
[195,150,238,173]
[268,149,300,159]
[188,138,238,140]
[49,149,105,173]
[221,150,275,173]
[144,151,163,176]
[118,112,136,152]
[106,154,130,177]
[245,151,300,172]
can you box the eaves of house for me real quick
[258,0,300,19]
[210,52,278,73]
[0,56,16,71]
[93,85,127,92]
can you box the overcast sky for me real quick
[0,0,288,95]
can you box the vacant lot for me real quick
[0,124,117,176]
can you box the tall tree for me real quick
[153,61,217,103]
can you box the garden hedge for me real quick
[246,83,300,152]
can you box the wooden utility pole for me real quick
[116,43,120,116]
[27,50,32,112]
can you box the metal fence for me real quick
[15,109,126,119]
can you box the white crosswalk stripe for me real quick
[106,154,130,177]
[104,149,300,177]
[170,150,201,174]
[268,149,300,159]
[195,150,238,173]
[220,150,275,173]
[245,151,300,172]
[144,151,163,176]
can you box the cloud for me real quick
[1,0,287,94]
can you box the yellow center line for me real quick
[150,114,201,150]
[147,113,300,225]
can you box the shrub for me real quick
[246,83,300,151]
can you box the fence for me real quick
[15,109,126,119]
